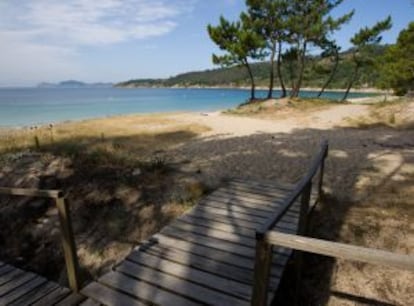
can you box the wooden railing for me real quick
[0,187,80,292]
[252,140,329,306]
[251,140,414,306]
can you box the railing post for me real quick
[251,235,273,306]
[55,197,80,292]
[293,181,312,305]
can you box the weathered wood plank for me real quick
[0,264,14,277]
[0,187,62,198]
[79,298,101,306]
[126,250,252,301]
[160,225,256,258]
[32,287,71,306]
[266,231,414,272]
[116,261,249,306]
[183,210,296,233]
[99,271,197,306]
[152,233,254,269]
[200,198,299,223]
[178,214,296,239]
[0,276,47,305]
[0,271,37,296]
[81,281,145,306]
[0,268,25,286]
[230,178,295,191]
[55,292,87,305]
[152,232,289,280]
[8,281,59,305]
[131,243,282,288]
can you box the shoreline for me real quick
[116,84,386,94]
[0,93,395,132]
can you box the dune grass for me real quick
[345,98,414,129]
[223,97,337,117]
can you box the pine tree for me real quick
[207,16,266,101]
[342,16,392,101]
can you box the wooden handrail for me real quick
[0,187,80,292]
[266,231,414,272]
[0,187,63,199]
[252,140,328,306]
[256,140,328,238]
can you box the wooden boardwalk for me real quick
[81,179,300,306]
[0,261,97,305]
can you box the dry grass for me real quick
[224,97,336,118]
[345,98,414,130]
[0,114,210,285]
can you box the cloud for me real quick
[0,0,195,85]
[5,0,192,45]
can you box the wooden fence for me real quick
[0,187,80,292]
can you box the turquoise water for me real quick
[0,87,374,127]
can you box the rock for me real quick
[132,168,142,176]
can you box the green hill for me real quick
[116,46,387,90]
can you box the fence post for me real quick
[317,143,328,204]
[293,181,312,305]
[251,236,273,306]
[55,197,80,292]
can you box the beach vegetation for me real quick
[342,16,392,101]
[207,16,267,101]
[378,22,414,96]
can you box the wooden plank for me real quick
[212,188,287,204]
[8,281,59,305]
[206,191,301,215]
[201,198,299,223]
[32,287,71,305]
[152,233,288,278]
[215,185,291,202]
[55,292,87,305]
[0,269,24,286]
[184,210,297,233]
[230,178,295,191]
[82,281,145,306]
[80,298,101,306]
[266,231,414,272]
[208,191,301,214]
[192,205,300,235]
[193,205,267,224]
[100,272,199,306]
[0,187,62,198]
[131,243,283,288]
[125,250,252,301]
[178,213,297,239]
[0,276,47,305]
[151,234,254,270]
[0,264,14,277]
[116,261,249,306]
[0,271,37,296]
[169,219,295,259]
[160,225,256,258]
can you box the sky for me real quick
[0,0,413,86]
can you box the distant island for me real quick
[38,80,113,88]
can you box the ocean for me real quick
[0,87,374,127]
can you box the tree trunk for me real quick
[342,64,360,102]
[292,41,307,98]
[267,41,277,99]
[318,50,339,98]
[276,41,287,98]
[245,60,256,101]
